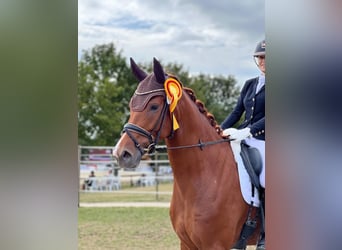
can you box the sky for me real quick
[78,0,265,87]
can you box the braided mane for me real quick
[184,87,224,137]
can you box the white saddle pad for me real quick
[230,140,260,207]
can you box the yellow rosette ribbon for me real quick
[164,78,182,130]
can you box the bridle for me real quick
[122,86,233,156]
[122,89,171,155]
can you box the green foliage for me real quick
[187,74,239,123]
[78,43,241,146]
[78,43,137,146]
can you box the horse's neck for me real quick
[166,94,218,146]
[165,95,234,182]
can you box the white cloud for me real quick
[78,0,265,86]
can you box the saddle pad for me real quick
[230,140,260,207]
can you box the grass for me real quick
[79,183,173,203]
[78,207,179,250]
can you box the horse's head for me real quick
[113,58,175,168]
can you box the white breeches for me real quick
[244,137,265,188]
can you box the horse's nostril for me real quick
[122,150,132,160]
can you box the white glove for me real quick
[222,127,252,141]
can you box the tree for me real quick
[187,74,240,124]
[78,43,136,146]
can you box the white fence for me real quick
[78,145,173,193]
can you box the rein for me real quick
[154,138,233,152]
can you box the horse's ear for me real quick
[153,57,166,84]
[130,57,147,81]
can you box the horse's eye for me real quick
[150,104,159,111]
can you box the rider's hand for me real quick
[222,127,251,141]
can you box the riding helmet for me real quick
[253,39,265,56]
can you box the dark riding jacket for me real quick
[221,77,265,141]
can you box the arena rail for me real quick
[78,145,173,204]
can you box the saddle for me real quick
[239,140,263,189]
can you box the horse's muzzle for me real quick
[113,145,141,169]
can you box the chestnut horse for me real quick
[113,58,259,249]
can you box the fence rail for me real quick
[78,145,173,203]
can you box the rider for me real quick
[221,39,265,250]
